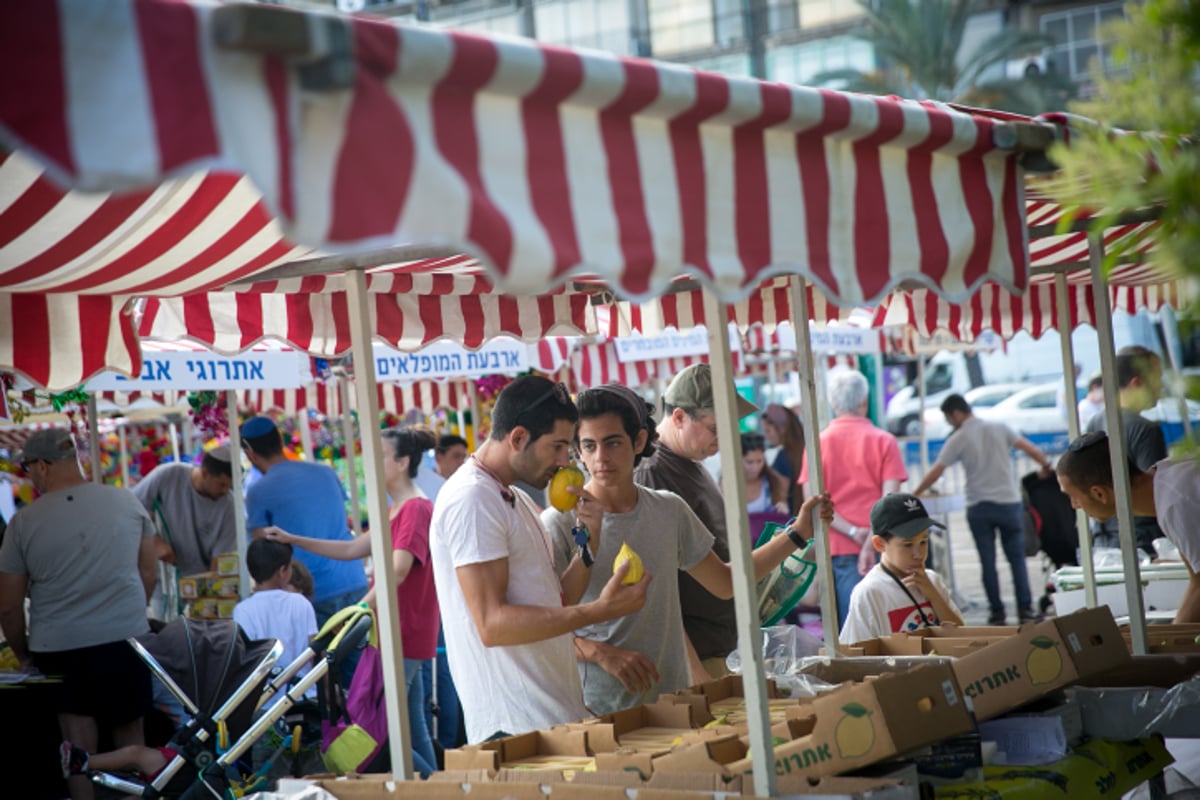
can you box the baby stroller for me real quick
[1021,470,1080,616]
[90,607,373,799]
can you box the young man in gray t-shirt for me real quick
[547,383,828,713]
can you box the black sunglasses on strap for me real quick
[516,382,571,426]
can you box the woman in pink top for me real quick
[264,426,440,775]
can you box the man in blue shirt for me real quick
[240,416,368,626]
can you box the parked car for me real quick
[920,382,1035,439]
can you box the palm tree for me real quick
[812,0,1075,116]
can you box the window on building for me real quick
[688,52,753,77]
[766,35,874,86]
[536,0,633,55]
[648,0,715,54]
[797,0,862,29]
[1040,2,1125,82]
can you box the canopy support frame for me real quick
[701,288,775,798]
[1054,273,1096,608]
[347,269,414,779]
[1089,233,1148,654]
[789,277,840,653]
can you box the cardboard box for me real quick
[216,551,240,576]
[950,605,1128,721]
[1070,652,1200,740]
[443,728,591,776]
[654,663,972,782]
[840,623,1018,659]
[1120,623,1200,654]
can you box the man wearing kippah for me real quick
[0,429,158,800]
[132,443,237,579]
[240,417,369,635]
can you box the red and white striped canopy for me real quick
[874,263,1188,342]
[0,0,1044,390]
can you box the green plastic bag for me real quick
[755,520,817,627]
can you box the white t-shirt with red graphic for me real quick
[839,563,960,645]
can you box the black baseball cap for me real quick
[869,493,945,539]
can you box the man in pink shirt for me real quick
[800,369,908,631]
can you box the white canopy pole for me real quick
[1089,234,1148,654]
[701,288,775,798]
[466,379,483,448]
[298,410,314,461]
[346,270,413,779]
[86,394,102,484]
[118,422,130,488]
[917,355,929,475]
[167,420,181,463]
[1160,310,1194,441]
[226,391,252,600]
[789,278,840,653]
[1055,274,1096,608]
[338,377,362,536]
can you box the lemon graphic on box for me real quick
[1026,636,1064,685]
[834,703,875,759]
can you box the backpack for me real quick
[319,605,388,775]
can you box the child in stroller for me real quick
[78,605,372,799]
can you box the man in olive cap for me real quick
[133,443,237,578]
[0,429,158,800]
[633,363,757,680]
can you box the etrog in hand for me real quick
[548,464,585,512]
[613,542,645,585]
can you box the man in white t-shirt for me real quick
[430,376,650,742]
[1056,431,1200,623]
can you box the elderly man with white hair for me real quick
[799,368,907,632]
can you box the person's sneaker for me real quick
[1018,608,1044,624]
[60,741,88,778]
[987,610,1006,626]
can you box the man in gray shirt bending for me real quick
[911,394,1053,626]
[132,445,236,577]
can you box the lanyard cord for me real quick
[878,563,933,629]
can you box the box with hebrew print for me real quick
[951,605,1128,721]
[839,622,1019,658]
[653,662,972,782]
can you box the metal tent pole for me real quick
[701,288,774,798]
[1160,310,1194,441]
[298,410,314,461]
[226,391,252,600]
[167,421,181,463]
[917,355,929,475]
[87,395,102,484]
[789,278,839,653]
[118,422,130,488]
[1055,274,1096,608]
[347,269,413,779]
[339,377,363,536]
[1089,234,1148,654]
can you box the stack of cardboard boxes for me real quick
[179,551,240,619]
[309,606,1184,799]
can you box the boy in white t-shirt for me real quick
[839,493,963,645]
[233,539,319,699]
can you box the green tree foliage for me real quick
[811,0,1074,115]
[1045,0,1199,284]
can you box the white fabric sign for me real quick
[86,350,312,390]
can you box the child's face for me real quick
[874,530,930,575]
